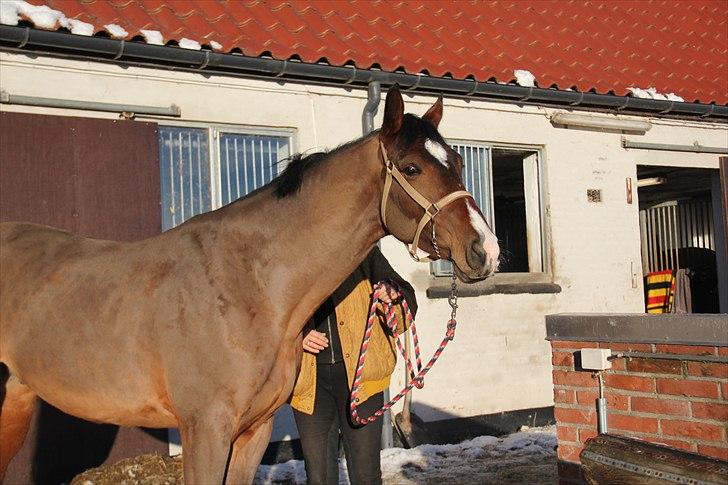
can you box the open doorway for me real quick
[637,165,720,313]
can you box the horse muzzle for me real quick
[464,235,500,280]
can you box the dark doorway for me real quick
[637,165,720,313]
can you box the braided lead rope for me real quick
[349,281,458,426]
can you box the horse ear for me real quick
[381,84,404,137]
[422,95,443,128]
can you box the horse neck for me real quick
[220,135,386,333]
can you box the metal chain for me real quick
[448,274,458,324]
[432,220,459,325]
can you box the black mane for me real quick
[273,133,373,198]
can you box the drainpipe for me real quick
[362,81,393,450]
[362,81,381,135]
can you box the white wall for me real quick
[2,53,726,436]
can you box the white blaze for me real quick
[467,200,500,270]
[425,139,449,167]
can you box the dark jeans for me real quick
[293,361,384,485]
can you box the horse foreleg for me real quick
[178,411,234,485]
[225,418,274,485]
[0,369,37,483]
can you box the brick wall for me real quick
[551,340,728,484]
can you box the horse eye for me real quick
[403,165,420,176]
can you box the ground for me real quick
[72,426,558,485]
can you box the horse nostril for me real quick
[466,238,486,270]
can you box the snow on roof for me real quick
[2,1,725,104]
[514,70,536,88]
[140,29,164,46]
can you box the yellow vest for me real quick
[290,265,408,415]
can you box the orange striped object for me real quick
[645,270,675,313]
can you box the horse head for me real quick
[378,86,500,282]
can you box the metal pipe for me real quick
[361,80,393,449]
[596,373,608,434]
[1,25,726,121]
[362,81,381,135]
[0,92,181,117]
[613,351,728,364]
[623,139,728,154]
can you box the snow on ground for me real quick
[254,426,557,485]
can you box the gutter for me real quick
[1,26,727,122]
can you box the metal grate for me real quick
[432,143,492,276]
[160,127,291,231]
[451,143,492,220]
[218,133,290,206]
[159,126,212,231]
[640,199,714,274]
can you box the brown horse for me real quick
[0,87,499,484]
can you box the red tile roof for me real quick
[7,0,728,104]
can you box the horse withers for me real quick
[0,86,499,484]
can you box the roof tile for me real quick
[12,0,728,104]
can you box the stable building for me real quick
[1,1,726,483]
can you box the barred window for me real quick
[159,126,292,231]
[431,142,545,276]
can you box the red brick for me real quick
[718,347,728,357]
[552,351,575,367]
[656,378,720,399]
[697,444,728,461]
[661,419,725,442]
[686,362,728,379]
[654,344,717,356]
[604,374,655,393]
[607,342,653,352]
[576,390,598,405]
[626,358,683,375]
[608,413,658,434]
[691,402,728,422]
[557,425,578,442]
[555,407,597,426]
[557,442,584,462]
[573,390,630,412]
[609,358,627,371]
[552,340,600,350]
[603,392,630,411]
[553,370,598,388]
[722,382,728,400]
[631,396,690,416]
[554,388,576,404]
[579,427,598,443]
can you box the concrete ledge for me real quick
[546,313,728,346]
[428,282,561,298]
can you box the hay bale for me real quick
[71,453,183,485]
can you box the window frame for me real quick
[158,121,296,227]
[431,139,551,282]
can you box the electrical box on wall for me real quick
[580,348,612,370]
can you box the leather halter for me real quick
[379,140,472,262]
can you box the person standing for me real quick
[290,246,417,485]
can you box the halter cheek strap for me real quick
[379,140,472,262]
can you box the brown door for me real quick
[0,112,166,484]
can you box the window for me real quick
[431,142,545,276]
[159,126,293,230]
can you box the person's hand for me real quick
[302,330,329,354]
[375,281,401,306]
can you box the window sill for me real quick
[426,273,562,299]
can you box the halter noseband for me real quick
[379,140,472,262]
